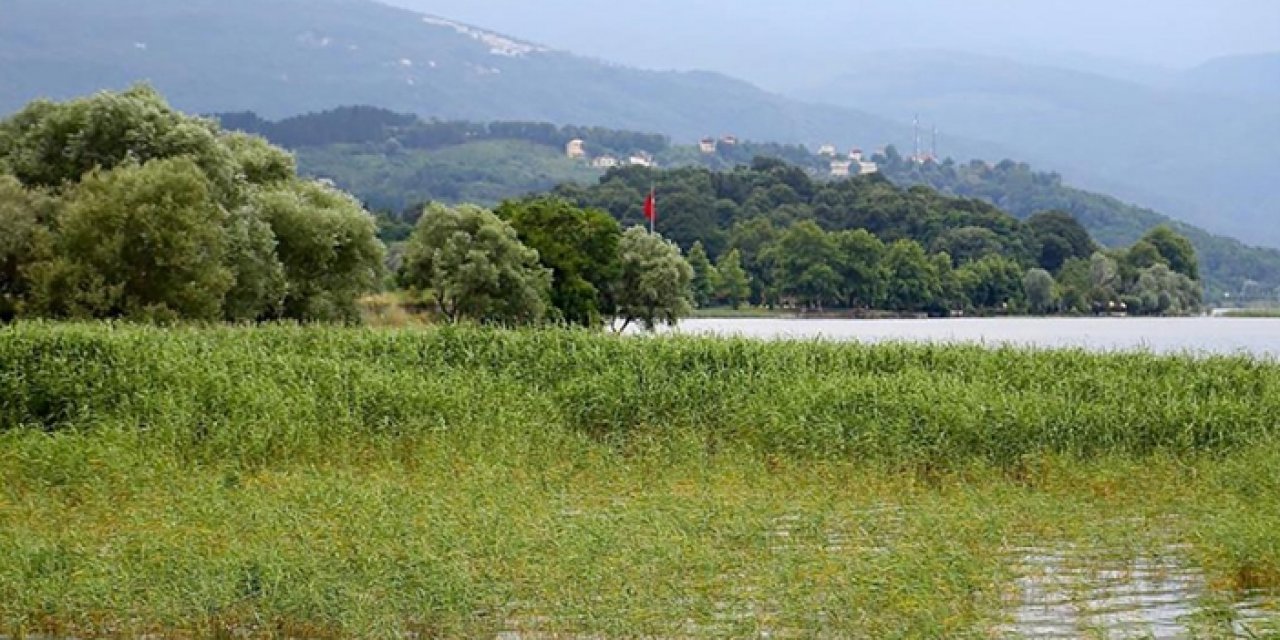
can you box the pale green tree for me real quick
[1023,268,1059,314]
[401,204,551,325]
[251,181,386,323]
[714,248,751,310]
[614,227,693,332]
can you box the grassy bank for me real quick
[1222,308,1280,318]
[2,323,1279,638]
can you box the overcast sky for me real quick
[382,0,1280,88]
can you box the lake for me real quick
[663,317,1280,358]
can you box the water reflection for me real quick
[1002,544,1277,639]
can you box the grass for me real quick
[1222,308,1280,318]
[1,323,1279,638]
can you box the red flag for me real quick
[643,189,657,224]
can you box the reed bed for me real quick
[1,323,1278,638]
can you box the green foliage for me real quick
[29,158,233,322]
[614,228,694,331]
[879,155,1276,298]
[496,197,621,327]
[0,88,386,323]
[250,182,385,323]
[834,229,887,309]
[1023,268,1059,313]
[958,255,1026,311]
[401,204,551,325]
[713,248,751,309]
[1141,225,1200,281]
[771,221,842,309]
[882,240,942,312]
[0,177,55,322]
[1026,210,1097,272]
[685,241,717,308]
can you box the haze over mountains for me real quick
[1,0,1277,248]
[0,0,1008,163]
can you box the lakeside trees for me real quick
[557,162,1203,316]
[0,87,385,323]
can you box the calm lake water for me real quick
[664,317,1280,358]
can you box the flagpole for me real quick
[649,184,655,235]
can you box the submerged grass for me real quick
[1,323,1278,638]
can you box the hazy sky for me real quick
[383,0,1280,88]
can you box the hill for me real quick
[793,51,1280,248]
[0,0,1008,164]
[1175,53,1280,98]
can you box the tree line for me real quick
[0,87,385,323]
[875,149,1280,299]
[218,107,670,158]
[548,160,1202,315]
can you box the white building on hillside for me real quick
[566,139,587,159]
[592,155,619,169]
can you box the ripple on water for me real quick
[1001,544,1278,639]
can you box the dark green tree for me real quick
[496,196,621,326]
[685,240,717,308]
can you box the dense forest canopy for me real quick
[218,107,1280,302]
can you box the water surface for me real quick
[666,317,1280,357]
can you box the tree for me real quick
[771,221,842,309]
[1026,211,1096,272]
[1140,226,1199,281]
[1023,268,1058,313]
[0,176,55,321]
[28,158,233,321]
[401,204,550,324]
[614,227,693,332]
[882,240,941,312]
[958,255,1025,310]
[930,226,1005,266]
[252,181,386,323]
[714,248,751,310]
[0,87,387,323]
[686,240,718,308]
[833,229,886,309]
[496,196,621,326]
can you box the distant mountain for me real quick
[794,50,1280,248]
[0,0,1008,163]
[1174,53,1280,98]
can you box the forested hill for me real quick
[219,107,1280,301]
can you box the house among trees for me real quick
[591,155,619,169]
[720,135,739,146]
[628,152,654,168]
[699,137,717,154]
[849,148,864,162]
[858,161,879,175]
[565,138,587,159]
[818,144,838,157]
[830,159,853,177]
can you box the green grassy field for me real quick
[1,324,1278,638]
